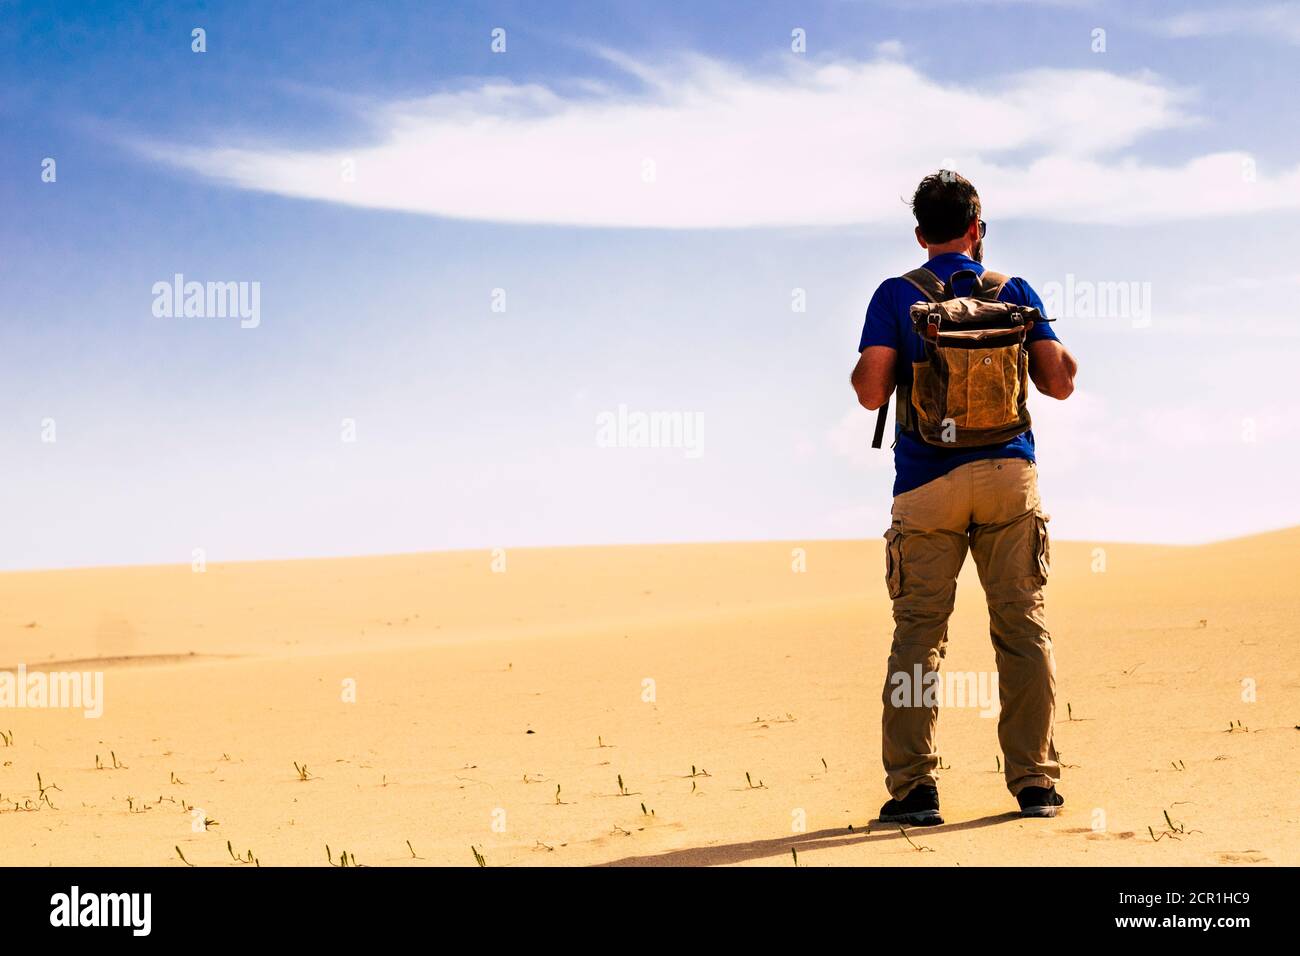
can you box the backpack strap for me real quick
[942,267,1011,301]
[976,269,1010,300]
[904,266,1010,302]
[900,267,944,302]
[871,398,890,449]
[872,268,942,449]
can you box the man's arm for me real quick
[850,345,897,410]
[1028,338,1077,400]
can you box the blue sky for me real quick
[3,0,1300,569]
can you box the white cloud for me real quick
[137,51,1300,228]
[1152,3,1300,45]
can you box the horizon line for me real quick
[5,524,1296,576]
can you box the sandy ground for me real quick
[1,530,1295,867]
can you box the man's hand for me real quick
[1028,339,1077,400]
[851,346,897,410]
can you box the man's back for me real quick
[859,251,1062,496]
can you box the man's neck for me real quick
[924,241,974,259]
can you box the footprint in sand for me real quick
[1060,827,1136,840]
[1216,851,1269,863]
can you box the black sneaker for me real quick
[1017,785,1065,818]
[878,784,943,826]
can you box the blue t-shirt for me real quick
[858,252,1061,497]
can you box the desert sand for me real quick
[1,530,1295,867]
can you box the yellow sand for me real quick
[1,531,1295,867]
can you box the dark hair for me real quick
[911,172,981,244]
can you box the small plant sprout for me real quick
[170,771,185,785]
[294,761,313,781]
[1224,720,1248,733]
[406,840,422,860]
[688,765,710,778]
[94,749,126,775]
[745,772,766,790]
[471,845,487,867]
[1171,759,1186,771]
[820,758,828,771]
[897,825,934,853]
[996,755,1002,772]
[615,774,637,796]
[1148,808,1203,842]
[555,784,568,805]
[36,773,60,809]
[640,802,655,817]
[791,847,799,866]
[0,730,13,746]
[325,845,359,867]
[937,757,951,770]
[175,846,195,867]
[226,841,257,865]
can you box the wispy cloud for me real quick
[136,50,1300,229]
[1150,3,1300,45]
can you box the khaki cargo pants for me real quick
[881,457,1059,799]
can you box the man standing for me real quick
[850,172,1078,824]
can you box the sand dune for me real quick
[1,531,1295,867]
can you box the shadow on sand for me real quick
[595,812,1022,867]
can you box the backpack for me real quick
[871,266,1050,450]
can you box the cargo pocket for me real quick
[1033,511,1051,584]
[883,525,904,599]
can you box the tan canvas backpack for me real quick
[872,267,1049,449]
